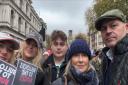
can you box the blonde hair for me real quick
[64,61,77,85]
[64,61,71,76]
[9,51,16,64]
[16,41,43,71]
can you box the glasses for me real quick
[0,43,14,52]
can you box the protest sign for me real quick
[0,59,16,85]
[13,59,37,85]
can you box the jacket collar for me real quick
[102,34,128,57]
[114,34,128,55]
[44,54,67,68]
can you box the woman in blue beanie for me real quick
[52,39,99,85]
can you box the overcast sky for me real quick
[32,0,94,35]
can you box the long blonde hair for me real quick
[16,41,43,71]
[9,51,16,64]
[63,61,76,85]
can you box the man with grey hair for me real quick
[95,9,128,85]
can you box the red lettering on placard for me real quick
[0,76,9,85]
[19,75,32,84]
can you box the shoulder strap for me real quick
[64,76,67,85]
[61,76,67,85]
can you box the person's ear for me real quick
[125,23,128,33]
[126,23,128,30]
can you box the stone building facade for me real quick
[0,0,44,41]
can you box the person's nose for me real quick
[106,27,112,33]
[56,44,62,49]
[105,27,113,36]
[79,55,83,62]
[57,47,61,51]
[29,44,33,48]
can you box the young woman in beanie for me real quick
[52,39,99,85]
[16,32,50,85]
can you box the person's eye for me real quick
[60,42,65,46]
[33,44,38,47]
[26,41,30,44]
[0,44,4,48]
[53,42,58,46]
[111,24,117,29]
[101,26,106,31]
[7,47,14,52]
[73,54,79,57]
[82,53,87,56]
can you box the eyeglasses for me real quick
[0,43,14,53]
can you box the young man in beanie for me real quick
[0,32,19,64]
[52,39,99,85]
[95,9,128,85]
[43,30,68,82]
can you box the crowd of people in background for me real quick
[0,8,128,85]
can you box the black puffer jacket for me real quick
[52,66,99,85]
[101,34,128,85]
[43,54,67,82]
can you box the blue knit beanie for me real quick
[67,39,91,60]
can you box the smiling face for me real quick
[0,41,14,63]
[100,19,128,48]
[23,39,38,61]
[71,53,89,73]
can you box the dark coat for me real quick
[52,67,99,85]
[35,69,51,85]
[101,34,128,85]
[43,54,67,82]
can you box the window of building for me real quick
[10,10,14,26]
[18,17,22,32]
[25,22,27,35]
[20,0,23,9]
[26,3,28,14]
[30,13,32,21]
[29,28,31,33]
